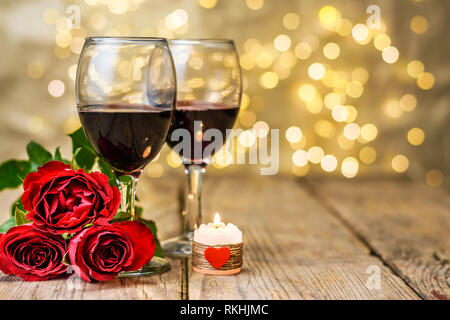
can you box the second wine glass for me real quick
[162,39,242,257]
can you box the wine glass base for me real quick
[161,236,192,257]
[117,256,171,277]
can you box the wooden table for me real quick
[0,175,448,300]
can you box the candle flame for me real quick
[213,212,221,228]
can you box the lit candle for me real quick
[192,213,243,275]
[193,213,242,245]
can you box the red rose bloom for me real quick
[0,224,68,281]
[22,161,121,234]
[68,221,155,282]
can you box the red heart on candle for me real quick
[204,247,231,269]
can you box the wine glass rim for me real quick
[170,39,235,45]
[85,36,169,44]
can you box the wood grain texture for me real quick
[0,258,181,300]
[310,179,450,300]
[0,175,184,300]
[188,176,419,300]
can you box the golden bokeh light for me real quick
[246,0,264,10]
[298,84,316,102]
[256,49,273,68]
[292,150,308,167]
[27,116,44,134]
[332,105,348,122]
[344,105,358,123]
[109,0,130,15]
[27,62,44,79]
[346,80,364,98]
[360,123,378,142]
[426,170,443,187]
[352,68,369,84]
[399,94,417,112]
[274,34,291,52]
[407,60,425,78]
[48,80,65,97]
[167,151,182,168]
[323,42,340,60]
[239,110,257,127]
[286,126,303,143]
[374,34,391,51]
[198,0,217,9]
[294,43,312,60]
[341,157,359,178]
[352,24,370,44]
[382,46,399,64]
[315,119,336,138]
[336,19,352,36]
[410,15,428,34]
[308,63,326,80]
[337,134,355,150]
[384,100,403,118]
[392,155,409,173]
[321,154,338,172]
[359,146,377,164]
[253,121,270,138]
[307,146,324,164]
[319,5,340,26]
[283,13,300,30]
[68,64,77,81]
[343,123,360,140]
[259,71,279,89]
[146,163,164,178]
[43,8,60,25]
[407,128,425,146]
[238,130,257,148]
[324,92,342,110]
[417,72,435,90]
[305,97,323,114]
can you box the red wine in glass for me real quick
[166,100,239,165]
[78,103,172,173]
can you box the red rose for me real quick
[0,224,68,281]
[68,221,155,282]
[22,161,121,234]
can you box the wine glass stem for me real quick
[116,172,140,221]
[183,164,205,240]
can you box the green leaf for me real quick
[26,141,52,169]
[0,216,16,233]
[61,233,75,241]
[68,128,97,170]
[62,252,70,266]
[138,218,163,258]
[15,207,31,226]
[0,160,31,191]
[98,158,118,188]
[53,147,69,164]
[70,147,82,170]
[10,197,24,217]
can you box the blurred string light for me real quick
[283,13,300,30]
[39,3,438,184]
[27,62,44,79]
[198,0,217,9]
[392,155,409,173]
[48,80,65,97]
[246,0,264,10]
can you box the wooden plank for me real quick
[188,176,419,300]
[0,175,184,300]
[310,179,450,300]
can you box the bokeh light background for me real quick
[0,0,449,190]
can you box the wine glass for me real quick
[76,37,176,276]
[161,39,242,257]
